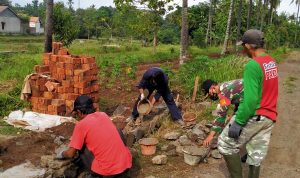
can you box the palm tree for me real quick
[268,0,280,24]
[236,0,243,50]
[256,0,262,28]
[259,0,268,31]
[291,0,300,46]
[44,0,54,52]
[206,0,213,46]
[180,0,188,65]
[247,0,253,29]
[221,0,235,55]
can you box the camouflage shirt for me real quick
[211,79,244,133]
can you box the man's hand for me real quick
[203,135,213,147]
[55,150,65,160]
[228,122,243,139]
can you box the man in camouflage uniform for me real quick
[202,79,243,147]
[218,29,278,178]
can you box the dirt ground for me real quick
[1,52,300,178]
[260,51,300,178]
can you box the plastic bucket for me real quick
[139,138,158,156]
[137,99,151,115]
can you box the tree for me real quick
[291,0,300,46]
[114,0,173,52]
[179,0,188,64]
[0,0,11,6]
[247,0,253,29]
[44,0,53,53]
[268,0,280,24]
[236,0,243,50]
[206,0,213,46]
[53,2,79,46]
[256,0,262,27]
[259,0,267,30]
[221,0,235,55]
[67,0,74,11]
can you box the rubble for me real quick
[178,135,193,146]
[211,150,222,159]
[152,155,168,165]
[163,131,180,140]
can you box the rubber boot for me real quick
[223,153,243,178]
[248,165,260,178]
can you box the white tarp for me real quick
[4,110,76,132]
[0,162,46,178]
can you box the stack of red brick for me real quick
[29,42,100,116]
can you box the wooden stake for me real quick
[192,76,200,102]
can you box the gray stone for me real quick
[178,135,192,146]
[152,155,168,165]
[0,159,2,166]
[166,149,177,156]
[176,145,184,154]
[161,145,168,151]
[50,134,56,138]
[55,144,68,154]
[145,176,156,178]
[192,124,206,140]
[54,136,65,145]
[211,150,222,159]
[113,105,129,116]
[163,131,180,140]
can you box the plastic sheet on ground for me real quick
[0,162,46,178]
[4,110,76,132]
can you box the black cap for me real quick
[73,95,94,112]
[237,29,264,46]
[202,80,216,95]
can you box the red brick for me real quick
[68,94,79,100]
[61,80,73,87]
[65,69,74,76]
[65,100,74,107]
[44,92,56,99]
[58,48,69,55]
[74,88,79,94]
[51,99,65,106]
[51,55,59,62]
[38,98,51,105]
[79,87,91,94]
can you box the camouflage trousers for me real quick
[218,115,274,166]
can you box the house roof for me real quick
[0,6,20,19]
[0,6,8,13]
[30,17,40,23]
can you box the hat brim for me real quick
[236,41,243,46]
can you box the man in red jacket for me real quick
[56,95,132,177]
[218,29,278,178]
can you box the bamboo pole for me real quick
[192,76,200,102]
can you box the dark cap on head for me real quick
[237,29,264,46]
[73,95,94,112]
[202,79,217,95]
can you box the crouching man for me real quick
[56,95,132,178]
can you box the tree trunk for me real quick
[205,0,213,46]
[295,4,300,47]
[247,0,252,29]
[236,0,243,51]
[44,0,53,53]
[256,0,262,28]
[268,1,274,24]
[260,0,267,31]
[179,0,188,65]
[221,0,235,55]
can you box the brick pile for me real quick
[29,42,100,116]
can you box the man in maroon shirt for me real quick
[56,95,132,177]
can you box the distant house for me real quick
[29,17,44,34]
[0,6,21,33]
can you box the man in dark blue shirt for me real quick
[128,67,184,125]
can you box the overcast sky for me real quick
[10,0,298,16]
